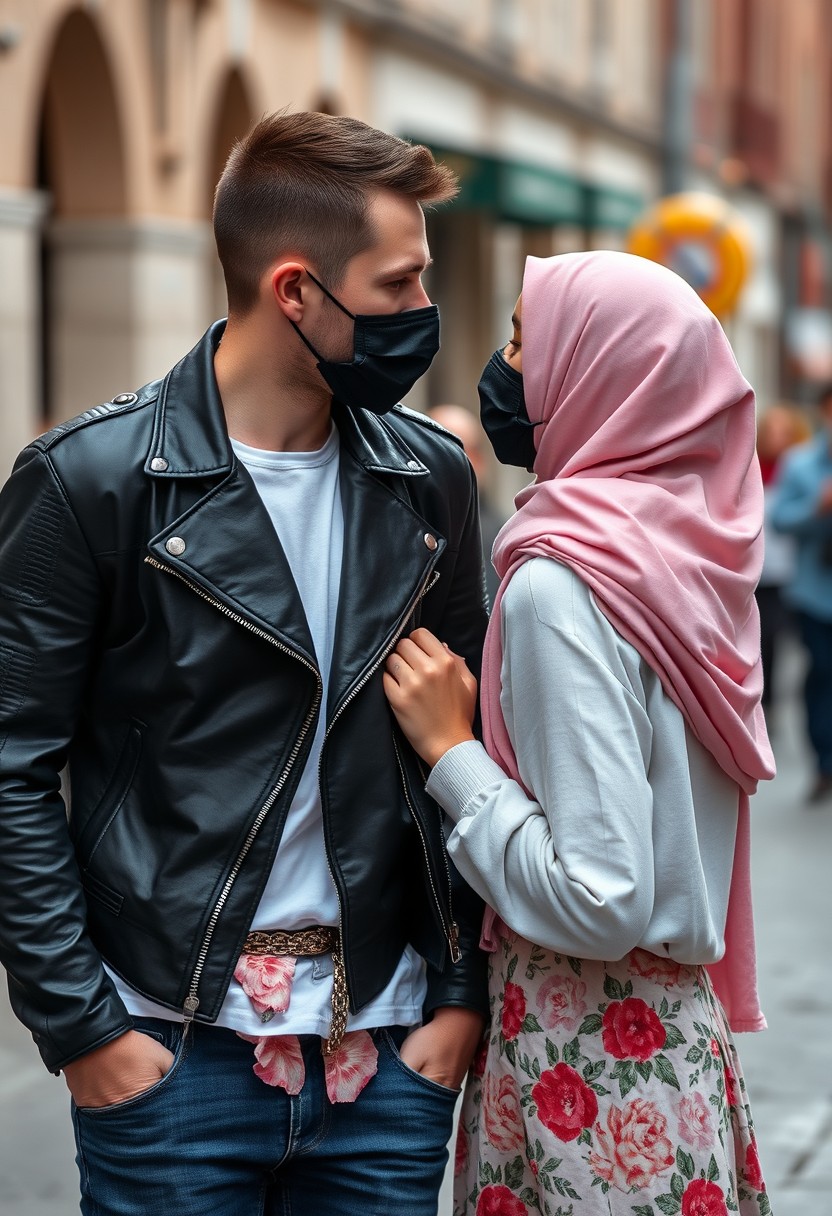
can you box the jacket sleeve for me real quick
[422,456,490,1021]
[0,446,132,1072]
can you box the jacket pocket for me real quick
[75,721,144,866]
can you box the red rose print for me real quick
[532,1063,599,1142]
[743,1139,765,1192]
[681,1178,729,1216]
[501,981,526,1041]
[476,1183,528,1216]
[473,1037,489,1077]
[536,973,587,1033]
[454,1127,469,1177]
[602,997,666,1061]
[589,1098,675,1191]
[723,1064,740,1107]
[628,949,684,987]
[482,1071,525,1153]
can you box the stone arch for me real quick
[204,67,257,317]
[36,6,127,218]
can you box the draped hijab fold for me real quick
[481,252,775,1031]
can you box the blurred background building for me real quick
[1,0,832,482]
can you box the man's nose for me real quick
[409,281,432,309]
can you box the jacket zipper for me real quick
[416,755,461,963]
[317,565,443,1002]
[392,732,460,963]
[144,556,322,1026]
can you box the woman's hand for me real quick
[383,628,477,768]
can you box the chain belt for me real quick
[242,926,347,1056]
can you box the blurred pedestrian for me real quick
[755,404,809,721]
[771,383,832,804]
[0,112,488,1215]
[428,403,505,607]
[384,252,775,1215]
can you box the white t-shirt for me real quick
[108,426,426,1034]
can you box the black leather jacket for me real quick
[0,323,489,1073]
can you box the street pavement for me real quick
[1,640,830,1215]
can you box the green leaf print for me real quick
[577,1014,603,1035]
[658,997,669,1019]
[523,1013,543,1034]
[706,1154,720,1182]
[611,1059,638,1099]
[603,975,626,1001]
[504,1155,525,1190]
[553,1176,581,1200]
[520,1187,543,1211]
[653,1053,681,1090]
[567,956,582,976]
[654,1195,681,1215]
[504,1039,517,1067]
[635,1060,653,1082]
[758,1193,771,1215]
[546,1039,560,1067]
[632,1206,655,1216]
[676,1147,695,1180]
[670,1172,685,1201]
[577,1128,592,1146]
[507,954,518,982]
[663,1023,686,1050]
[685,1044,704,1064]
[582,1059,605,1083]
[562,1037,581,1067]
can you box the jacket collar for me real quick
[144,320,429,479]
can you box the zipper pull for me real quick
[182,994,199,1033]
[448,921,462,964]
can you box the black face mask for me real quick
[478,348,538,469]
[291,271,440,415]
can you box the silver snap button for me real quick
[424,533,438,551]
[165,536,186,556]
[407,459,420,470]
[150,457,169,472]
[112,393,137,405]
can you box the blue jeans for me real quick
[71,1019,458,1215]
[797,611,832,775]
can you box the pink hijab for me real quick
[481,251,775,1032]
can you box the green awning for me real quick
[410,137,643,231]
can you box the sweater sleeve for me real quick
[426,559,657,960]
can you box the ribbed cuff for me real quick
[425,740,507,822]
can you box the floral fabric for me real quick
[234,951,379,1104]
[454,935,771,1216]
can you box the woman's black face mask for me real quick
[477,348,538,470]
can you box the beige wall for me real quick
[0,0,665,477]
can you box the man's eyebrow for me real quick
[376,257,434,279]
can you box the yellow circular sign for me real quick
[627,192,752,316]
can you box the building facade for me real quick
[0,0,663,478]
[4,1,830,484]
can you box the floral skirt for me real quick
[453,933,771,1216]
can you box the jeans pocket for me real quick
[75,1022,189,1117]
[380,1028,461,1100]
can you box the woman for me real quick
[384,252,775,1216]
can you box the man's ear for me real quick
[270,261,308,322]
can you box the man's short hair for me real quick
[213,111,457,315]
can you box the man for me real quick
[0,112,488,1214]
[771,383,832,804]
[428,403,505,608]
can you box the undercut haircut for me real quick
[213,111,458,315]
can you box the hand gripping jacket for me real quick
[0,322,489,1072]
